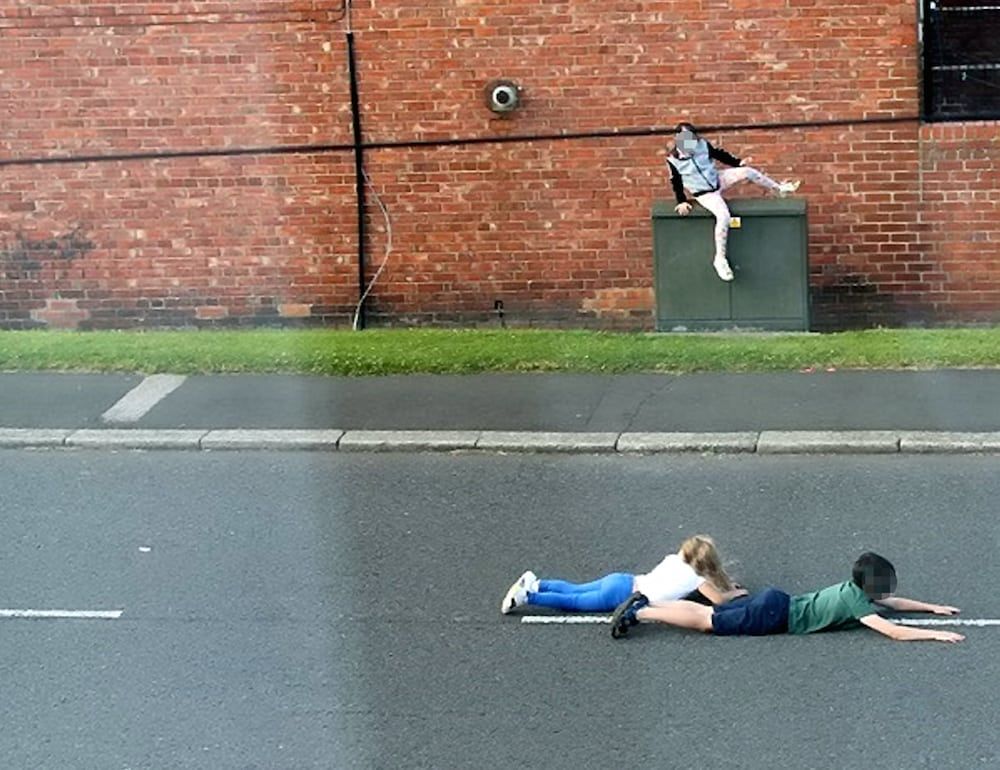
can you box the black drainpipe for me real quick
[346,29,367,329]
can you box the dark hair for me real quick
[674,121,697,135]
[852,552,897,598]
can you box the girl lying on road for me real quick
[500,534,748,615]
[608,551,963,643]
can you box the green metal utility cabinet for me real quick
[652,198,809,331]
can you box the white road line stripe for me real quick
[0,609,123,620]
[896,618,1000,627]
[522,616,1000,627]
[101,375,186,424]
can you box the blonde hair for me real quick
[679,535,734,592]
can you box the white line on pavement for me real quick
[895,618,1000,627]
[0,609,123,620]
[101,375,187,424]
[521,616,1000,627]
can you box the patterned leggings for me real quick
[695,167,782,262]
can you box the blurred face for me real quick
[863,570,898,600]
[675,130,698,155]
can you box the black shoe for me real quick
[610,591,649,639]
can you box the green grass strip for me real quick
[0,328,998,375]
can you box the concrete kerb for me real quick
[898,431,1000,454]
[0,428,74,448]
[66,429,209,450]
[338,430,479,452]
[757,430,900,454]
[617,432,758,453]
[2,429,1000,454]
[201,429,345,451]
[475,431,619,453]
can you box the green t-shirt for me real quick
[787,580,880,635]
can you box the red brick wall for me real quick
[1,2,357,328]
[2,1,998,330]
[918,123,1000,323]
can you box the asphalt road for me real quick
[1,450,997,769]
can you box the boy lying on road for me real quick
[610,552,963,644]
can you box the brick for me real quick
[278,303,313,318]
[195,305,229,320]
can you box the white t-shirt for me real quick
[633,553,705,605]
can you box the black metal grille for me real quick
[923,0,1000,121]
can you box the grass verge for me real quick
[1,328,999,375]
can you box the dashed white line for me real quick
[101,374,186,424]
[0,609,123,620]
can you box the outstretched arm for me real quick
[874,596,960,615]
[696,581,749,605]
[860,613,964,643]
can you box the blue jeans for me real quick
[526,572,635,612]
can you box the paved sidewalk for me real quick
[2,369,999,453]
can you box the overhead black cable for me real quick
[0,114,922,169]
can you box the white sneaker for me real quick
[521,570,539,594]
[713,256,734,282]
[501,570,533,614]
[778,180,800,197]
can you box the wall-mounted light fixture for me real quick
[484,79,522,114]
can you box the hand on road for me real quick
[933,631,964,643]
[933,604,960,615]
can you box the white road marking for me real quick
[101,374,186,424]
[895,618,1000,627]
[0,609,123,620]
[521,616,1000,627]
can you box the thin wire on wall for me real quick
[352,169,392,331]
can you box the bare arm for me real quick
[860,613,964,643]
[720,586,750,603]
[874,596,960,615]
[696,581,749,605]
